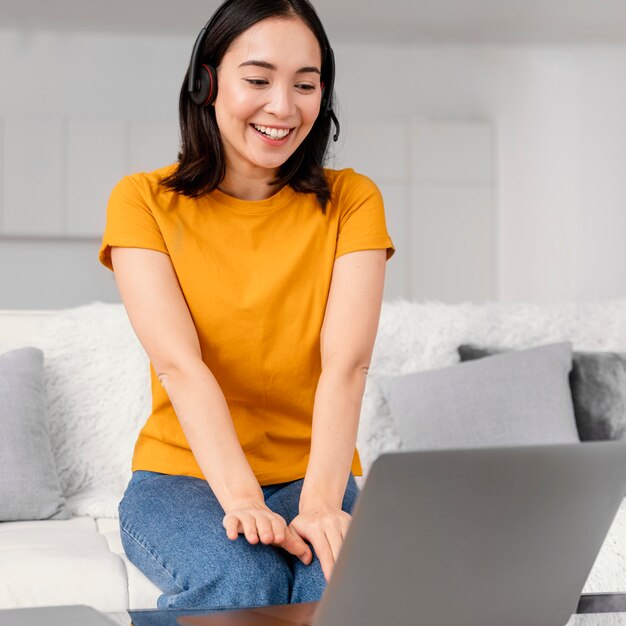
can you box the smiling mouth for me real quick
[250,124,294,140]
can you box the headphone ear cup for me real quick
[191,63,218,106]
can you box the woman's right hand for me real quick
[223,501,313,565]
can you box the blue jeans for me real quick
[118,470,360,610]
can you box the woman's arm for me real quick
[110,247,311,562]
[292,248,387,579]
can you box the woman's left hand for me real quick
[288,502,352,582]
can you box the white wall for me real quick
[0,30,187,309]
[335,43,626,304]
[1,28,625,307]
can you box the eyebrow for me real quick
[238,60,321,75]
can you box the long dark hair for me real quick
[160,0,335,213]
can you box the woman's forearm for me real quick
[299,365,367,511]
[158,361,263,511]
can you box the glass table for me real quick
[104,594,626,626]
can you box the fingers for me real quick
[280,526,313,564]
[222,509,288,546]
[239,512,260,544]
[290,512,352,581]
[255,514,275,545]
[222,512,258,543]
[222,505,344,575]
[325,526,344,571]
[308,532,334,582]
[222,514,242,541]
[270,516,285,545]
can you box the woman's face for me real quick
[213,16,323,178]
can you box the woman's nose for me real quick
[264,85,296,118]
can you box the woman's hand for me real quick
[222,500,313,565]
[289,502,353,582]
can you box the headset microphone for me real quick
[186,13,340,141]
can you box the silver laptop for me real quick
[312,440,626,626]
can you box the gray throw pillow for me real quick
[377,342,580,452]
[458,344,626,441]
[0,347,70,521]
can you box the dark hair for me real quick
[160,0,335,213]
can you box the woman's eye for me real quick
[244,79,316,91]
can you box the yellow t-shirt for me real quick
[98,164,395,485]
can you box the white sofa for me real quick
[0,299,625,612]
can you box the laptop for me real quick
[178,440,626,626]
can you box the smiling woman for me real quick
[97,0,395,613]
[160,0,339,207]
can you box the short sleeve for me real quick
[98,175,170,272]
[334,171,396,261]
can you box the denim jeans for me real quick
[118,470,360,610]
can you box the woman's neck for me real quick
[217,168,282,201]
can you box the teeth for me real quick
[253,124,291,139]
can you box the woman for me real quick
[98,0,395,611]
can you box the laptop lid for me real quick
[314,441,626,626]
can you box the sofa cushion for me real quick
[0,516,128,611]
[96,518,161,609]
[377,342,580,451]
[0,347,70,521]
[458,344,626,442]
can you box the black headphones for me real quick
[186,3,340,142]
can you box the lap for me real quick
[118,469,360,606]
[119,471,289,576]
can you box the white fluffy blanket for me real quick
[38,298,626,590]
[40,302,151,517]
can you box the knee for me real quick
[160,546,292,609]
[291,556,326,603]
[222,556,292,606]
